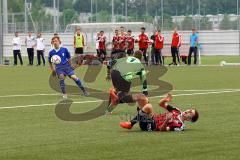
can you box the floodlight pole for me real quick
[2,0,7,33]
[125,0,128,22]
[0,0,3,64]
[161,0,163,30]
[111,0,115,22]
[24,0,28,33]
[91,0,93,22]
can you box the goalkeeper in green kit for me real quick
[106,51,148,113]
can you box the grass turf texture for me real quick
[0,56,240,160]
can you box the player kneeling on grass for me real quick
[120,93,199,131]
[106,51,148,113]
[49,36,89,99]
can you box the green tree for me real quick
[220,14,233,30]
[181,16,194,30]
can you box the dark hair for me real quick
[191,109,199,122]
[127,30,132,33]
[141,27,146,30]
[52,36,61,43]
[115,29,118,32]
[158,29,161,32]
[100,31,104,33]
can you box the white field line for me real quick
[0,89,240,110]
[0,89,240,98]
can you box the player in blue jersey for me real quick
[48,36,89,99]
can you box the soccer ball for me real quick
[51,55,61,64]
[220,61,226,66]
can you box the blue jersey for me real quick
[190,33,199,47]
[48,47,71,68]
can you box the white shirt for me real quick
[96,36,100,49]
[25,36,36,48]
[12,37,21,50]
[36,37,45,50]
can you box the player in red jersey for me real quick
[119,26,127,53]
[126,30,135,56]
[120,93,199,131]
[136,27,149,65]
[154,30,164,65]
[98,31,107,62]
[112,29,120,55]
[170,27,181,66]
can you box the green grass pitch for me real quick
[0,56,240,160]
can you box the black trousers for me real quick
[27,48,34,65]
[37,50,45,65]
[151,47,155,64]
[13,50,23,65]
[154,48,163,65]
[140,48,148,65]
[188,47,198,65]
[171,46,178,65]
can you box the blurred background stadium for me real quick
[0,0,240,64]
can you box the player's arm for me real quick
[159,113,173,131]
[82,35,85,46]
[159,93,173,109]
[73,36,76,48]
[48,54,56,76]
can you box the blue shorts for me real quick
[56,64,75,77]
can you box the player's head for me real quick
[28,31,32,36]
[15,32,19,37]
[120,26,125,32]
[182,109,199,122]
[115,29,119,35]
[37,32,42,37]
[156,29,161,35]
[51,36,61,49]
[192,28,196,34]
[127,30,132,36]
[140,27,146,34]
[100,31,104,36]
[173,27,178,33]
[76,28,81,34]
[134,50,143,60]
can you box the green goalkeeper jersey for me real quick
[108,56,147,92]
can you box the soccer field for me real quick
[0,56,240,160]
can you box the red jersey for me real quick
[99,36,106,50]
[119,35,126,51]
[154,105,184,131]
[126,36,135,50]
[138,33,149,49]
[171,33,181,47]
[154,34,164,49]
[112,35,120,50]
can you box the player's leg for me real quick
[188,47,193,65]
[194,47,198,65]
[27,48,31,65]
[70,74,89,96]
[40,51,45,66]
[13,50,17,65]
[176,48,181,64]
[37,50,41,65]
[142,49,148,65]
[58,73,67,99]
[154,49,159,65]
[120,103,155,130]
[17,50,23,65]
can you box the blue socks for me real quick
[74,78,85,91]
[59,79,66,94]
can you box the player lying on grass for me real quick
[106,51,148,112]
[120,93,199,131]
[48,36,89,99]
